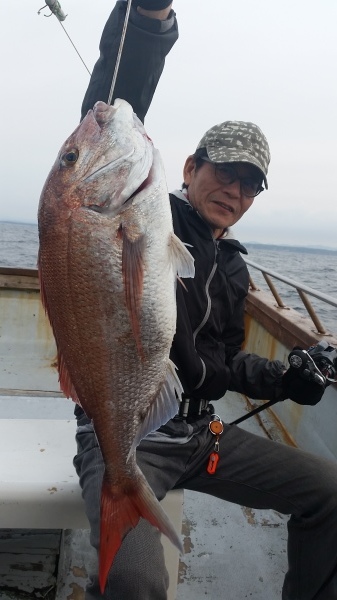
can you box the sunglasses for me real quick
[201,157,264,198]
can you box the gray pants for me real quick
[73,413,337,600]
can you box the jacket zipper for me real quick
[193,240,219,389]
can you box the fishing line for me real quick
[39,0,133,100]
[58,20,91,76]
[38,0,91,76]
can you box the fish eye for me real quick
[61,149,79,166]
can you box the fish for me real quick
[37,99,195,592]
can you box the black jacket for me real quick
[169,192,284,402]
[81,2,178,122]
[78,2,285,409]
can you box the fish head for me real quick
[39,99,154,216]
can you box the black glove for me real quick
[282,348,326,406]
[282,368,325,405]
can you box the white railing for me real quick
[245,259,337,335]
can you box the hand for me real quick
[282,350,326,406]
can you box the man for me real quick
[74,2,337,599]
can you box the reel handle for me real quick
[288,348,326,387]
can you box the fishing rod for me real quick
[108,0,133,104]
[230,341,337,426]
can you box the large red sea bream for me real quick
[38,99,194,591]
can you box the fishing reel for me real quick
[230,341,337,426]
[230,340,337,426]
[288,341,337,387]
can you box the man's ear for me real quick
[183,155,196,187]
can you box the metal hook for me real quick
[38,1,67,22]
[37,5,51,17]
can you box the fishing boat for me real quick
[0,262,336,599]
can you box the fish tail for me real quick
[99,472,183,594]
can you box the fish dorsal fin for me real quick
[127,360,183,460]
[119,225,146,359]
[169,232,195,279]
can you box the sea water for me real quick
[1,221,336,334]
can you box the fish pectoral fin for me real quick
[121,226,146,359]
[99,468,183,594]
[127,360,183,459]
[169,232,195,279]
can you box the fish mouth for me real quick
[92,100,118,125]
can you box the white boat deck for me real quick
[0,391,290,599]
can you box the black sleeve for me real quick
[227,351,286,401]
[223,280,286,402]
[81,1,178,122]
[172,239,285,402]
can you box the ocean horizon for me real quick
[1,221,336,334]
[1,220,337,253]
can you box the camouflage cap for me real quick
[196,121,270,189]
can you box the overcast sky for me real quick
[1,1,336,247]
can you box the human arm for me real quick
[225,306,325,405]
[222,292,286,401]
[226,306,326,406]
[81,0,178,122]
[227,350,285,401]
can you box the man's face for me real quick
[183,157,262,238]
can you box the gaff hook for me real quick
[38,0,67,22]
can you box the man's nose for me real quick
[220,178,241,198]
